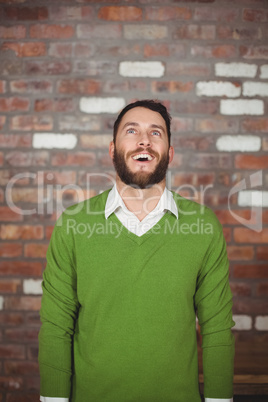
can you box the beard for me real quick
[113,146,170,189]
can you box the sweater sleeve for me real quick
[38,214,79,398]
[195,212,235,399]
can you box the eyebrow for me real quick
[122,122,166,132]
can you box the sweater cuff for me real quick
[39,364,71,398]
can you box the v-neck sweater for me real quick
[39,189,235,402]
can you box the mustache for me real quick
[126,147,159,159]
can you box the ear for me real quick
[109,141,115,160]
[168,146,174,164]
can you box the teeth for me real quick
[133,153,153,161]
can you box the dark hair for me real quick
[113,99,172,145]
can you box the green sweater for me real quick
[39,190,235,402]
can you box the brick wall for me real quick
[0,0,267,400]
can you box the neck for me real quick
[116,177,166,221]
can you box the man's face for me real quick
[109,107,174,189]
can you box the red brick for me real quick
[243,8,268,22]
[0,225,43,240]
[5,296,41,311]
[24,243,48,258]
[4,328,39,343]
[102,81,130,93]
[169,153,183,169]
[0,313,24,326]
[187,153,232,169]
[25,313,41,327]
[195,117,238,133]
[214,209,252,225]
[242,118,268,133]
[34,98,75,113]
[256,246,268,260]
[0,134,32,148]
[0,61,23,76]
[235,155,268,169]
[50,6,94,20]
[233,298,268,315]
[0,345,25,359]
[0,207,23,222]
[7,188,39,204]
[4,7,48,20]
[217,25,261,40]
[9,115,53,131]
[145,6,191,21]
[77,23,122,39]
[25,61,72,75]
[0,116,6,130]
[174,100,219,114]
[0,244,22,258]
[51,152,96,167]
[144,43,185,58]
[33,171,77,185]
[203,190,230,207]
[0,170,30,186]
[0,81,6,94]
[194,7,238,22]
[227,245,254,261]
[57,79,101,95]
[25,375,39,392]
[0,279,21,293]
[96,44,140,58]
[45,226,54,240]
[0,97,29,112]
[171,117,193,132]
[6,151,49,167]
[4,361,39,376]
[256,283,268,296]
[74,60,117,76]
[223,227,232,243]
[10,80,52,94]
[1,42,46,57]
[172,172,215,187]
[172,136,213,151]
[0,25,26,39]
[98,6,142,21]
[151,81,193,93]
[240,45,268,59]
[73,43,95,58]
[263,137,268,151]
[30,24,74,39]
[191,44,237,58]
[234,228,268,244]
[48,42,72,58]
[6,394,40,402]
[230,282,251,297]
[174,25,215,40]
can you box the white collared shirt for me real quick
[105,185,178,236]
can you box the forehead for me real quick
[118,107,167,130]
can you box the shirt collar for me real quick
[105,185,178,219]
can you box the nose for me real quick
[138,132,151,147]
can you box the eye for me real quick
[126,128,136,134]
[151,131,160,136]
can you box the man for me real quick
[39,100,235,402]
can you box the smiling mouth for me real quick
[132,153,153,162]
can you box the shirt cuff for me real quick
[205,399,233,402]
[40,397,69,402]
